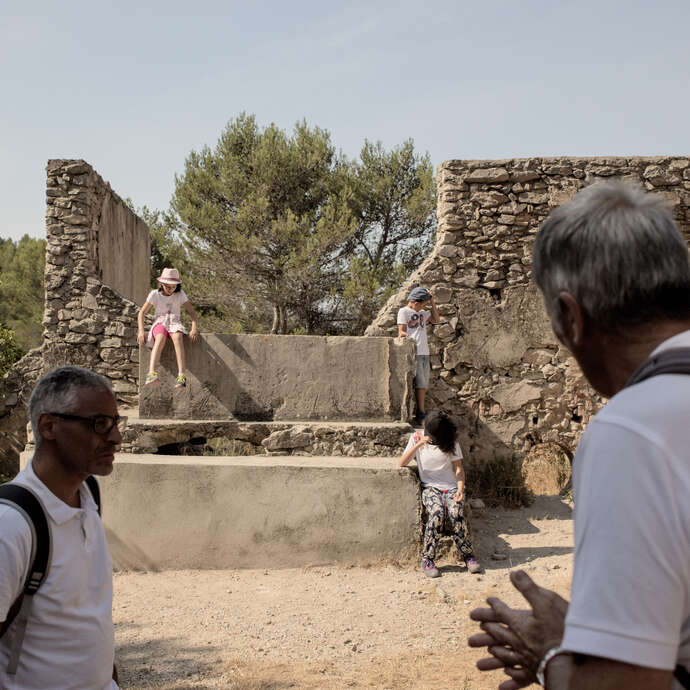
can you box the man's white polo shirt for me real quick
[0,461,117,690]
[563,330,690,687]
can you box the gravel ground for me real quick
[113,495,573,689]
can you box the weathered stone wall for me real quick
[0,160,150,473]
[42,159,149,404]
[367,156,690,465]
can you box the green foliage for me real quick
[0,323,24,377]
[0,235,45,351]
[466,456,533,508]
[173,113,357,334]
[340,139,437,333]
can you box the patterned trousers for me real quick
[421,485,475,560]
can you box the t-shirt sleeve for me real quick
[397,308,408,326]
[562,418,688,670]
[402,434,418,463]
[450,442,463,462]
[179,289,189,304]
[0,505,32,622]
[145,290,157,306]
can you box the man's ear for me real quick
[37,413,58,442]
[557,292,585,349]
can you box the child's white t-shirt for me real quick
[146,289,189,321]
[403,434,462,490]
[397,307,432,356]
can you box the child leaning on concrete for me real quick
[396,287,439,425]
[398,410,481,578]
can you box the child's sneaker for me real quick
[145,371,159,386]
[175,374,187,389]
[464,556,482,574]
[421,558,440,578]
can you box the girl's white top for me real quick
[403,434,463,490]
[145,288,189,347]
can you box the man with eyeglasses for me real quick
[0,366,123,689]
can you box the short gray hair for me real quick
[28,366,113,447]
[533,181,690,334]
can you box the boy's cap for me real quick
[408,287,431,302]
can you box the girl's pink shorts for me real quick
[152,324,170,339]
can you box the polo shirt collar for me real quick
[649,328,690,357]
[20,460,98,526]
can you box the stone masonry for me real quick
[367,156,690,465]
[0,160,150,473]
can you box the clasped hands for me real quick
[467,569,569,689]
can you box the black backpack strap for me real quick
[0,484,51,674]
[626,348,690,388]
[676,664,690,689]
[85,475,101,516]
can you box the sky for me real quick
[1,0,689,241]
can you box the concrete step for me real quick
[101,453,420,570]
[119,411,414,457]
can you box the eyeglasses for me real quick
[49,413,127,435]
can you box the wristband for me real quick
[536,646,570,687]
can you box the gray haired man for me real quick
[468,182,690,689]
[0,366,122,689]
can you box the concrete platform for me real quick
[139,334,415,422]
[99,453,421,571]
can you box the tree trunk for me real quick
[271,305,280,334]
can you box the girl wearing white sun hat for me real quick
[136,268,199,389]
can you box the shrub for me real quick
[0,323,23,377]
[466,455,532,508]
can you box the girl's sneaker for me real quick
[464,556,482,574]
[421,558,440,578]
[175,374,187,389]
[145,371,159,386]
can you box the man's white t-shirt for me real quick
[397,307,432,356]
[562,330,690,685]
[0,462,117,690]
[402,434,463,490]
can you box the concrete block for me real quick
[100,454,421,570]
[139,335,415,422]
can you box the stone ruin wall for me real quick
[0,160,150,473]
[367,156,690,466]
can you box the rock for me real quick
[471,191,509,207]
[491,381,542,413]
[262,428,312,451]
[468,498,485,510]
[465,167,510,183]
[491,552,507,561]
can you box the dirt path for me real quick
[113,496,573,689]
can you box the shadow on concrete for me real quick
[107,527,161,572]
[115,620,220,689]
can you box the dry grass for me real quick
[466,456,532,508]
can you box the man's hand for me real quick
[468,570,569,688]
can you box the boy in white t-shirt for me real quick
[397,287,440,424]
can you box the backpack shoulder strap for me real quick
[84,475,101,516]
[675,664,690,690]
[0,484,51,674]
[625,347,690,388]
